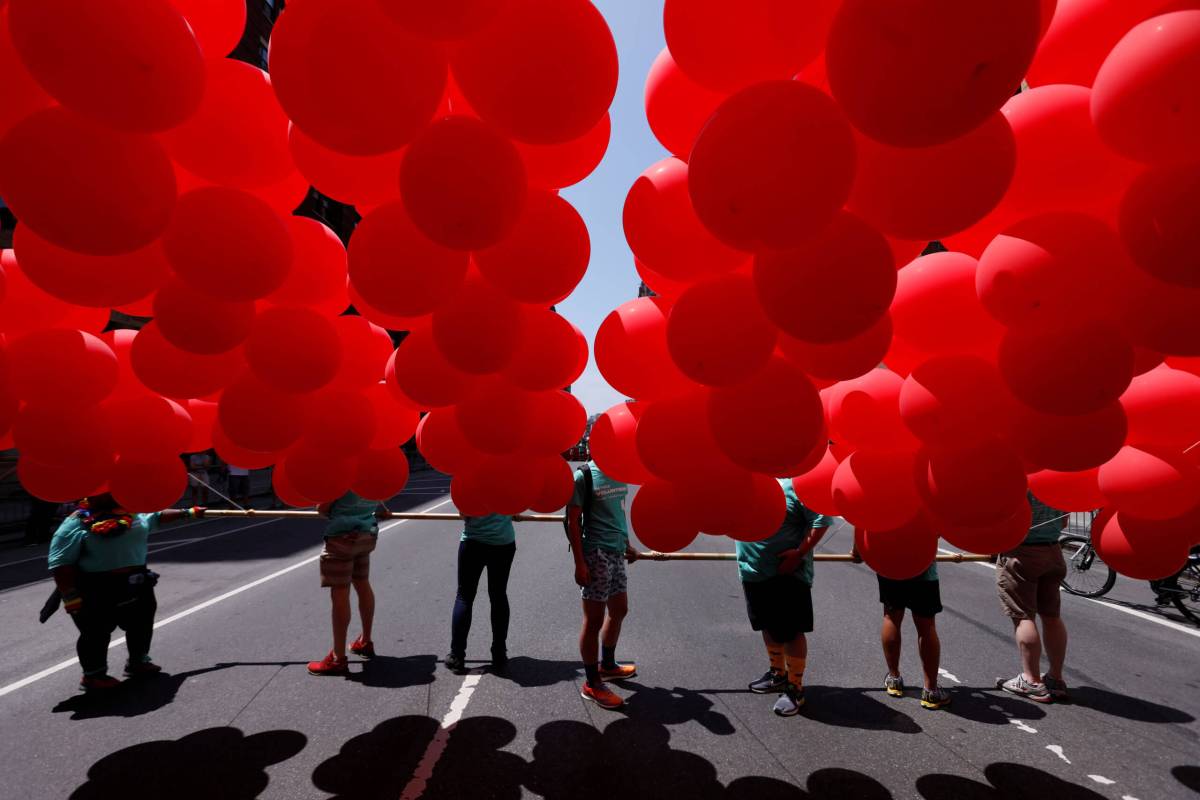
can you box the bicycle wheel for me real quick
[1168,564,1200,625]
[1059,536,1117,598]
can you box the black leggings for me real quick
[71,574,157,676]
[450,540,516,659]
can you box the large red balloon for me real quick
[643,48,726,159]
[474,191,589,305]
[7,0,204,132]
[472,454,544,515]
[268,0,446,155]
[387,327,475,409]
[827,0,1040,147]
[244,306,342,394]
[791,447,842,518]
[131,321,245,399]
[520,390,587,457]
[352,447,410,501]
[891,252,1004,359]
[998,319,1134,416]
[18,457,110,504]
[899,355,1015,448]
[855,520,940,581]
[1011,401,1127,473]
[184,399,217,453]
[1099,444,1200,521]
[106,395,192,461]
[833,449,924,532]
[375,0,504,41]
[688,81,856,251]
[288,124,404,208]
[272,465,315,509]
[636,390,735,482]
[455,377,533,456]
[919,439,1030,527]
[153,277,256,355]
[110,457,187,512]
[827,370,919,451]
[12,226,169,309]
[348,201,469,316]
[848,112,1016,242]
[594,297,688,401]
[332,317,394,390]
[432,273,521,375]
[528,456,577,514]
[400,115,527,251]
[450,0,617,144]
[218,373,310,453]
[1119,163,1200,289]
[778,314,894,383]
[416,409,484,475]
[504,308,588,393]
[302,389,376,458]
[1028,469,1105,512]
[13,403,114,468]
[8,329,117,409]
[708,356,825,477]
[364,384,419,450]
[515,112,611,190]
[282,444,356,504]
[1121,365,1200,449]
[630,480,699,553]
[1094,509,1192,580]
[667,273,777,387]
[170,0,246,56]
[754,212,895,344]
[212,422,280,470]
[589,402,654,486]
[623,157,745,282]
[0,108,176,256]
[1118,255,1200,357]
[937,499,1033,555]
[0,9,52,142]
[0,252,109,336]
[725,475,790,542]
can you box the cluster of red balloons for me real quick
[603,0,1200,579]
[0,0,613,513]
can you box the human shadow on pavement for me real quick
[1172,764,1200,793]
[799,685,922,734]
[346,653,438,689]
[1067,685,1196,724]
[619,680,736,735]
[916,762,1108,800]
[945,687,1048,726]
[70,726,306,800]
[485,655,582,688]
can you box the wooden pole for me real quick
[635,552,994,563]
[201,509,565,523]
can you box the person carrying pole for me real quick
[445,514,518,674]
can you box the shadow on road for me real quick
[346,653,438,689]
[800,685,922,733]
[69,726,306,800]
[917,762,1109,799]
[619,680,736,735]
[946,687,1048,725]
[1067,685,1196,724]
[1173,765,1200,793]
[484,655,582,688]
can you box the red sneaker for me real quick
[349,636,375,660]
[124,660,163,678]
[580,682,625,710]
[307,651,349,676]
[80,674,121,692]
[598,663,637,682]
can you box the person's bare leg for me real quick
[600,592,627,650]
[881,608,904,678]
[352,578,375,643]
[1013,618,1043,683]
[330,585,351,659]
[913,615,940,690]
[1040,615,1068,682]
[579,599,606,672]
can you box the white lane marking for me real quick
[399,673,484,800]
[1009,720,1038,734]
[1122,795,1141,800]
[937,668,961,684]
[1045,745,1070,764]
[937,547,1200,640]
[1088,775,1116,786]
[0,498,455,699]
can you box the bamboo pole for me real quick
[201,508,565,523]
[635,552,994,563]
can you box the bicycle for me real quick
[1059,511,1116,598]
[1149,548,1200,626]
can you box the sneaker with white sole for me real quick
[921,686,952,710]
[884,674,905,698]
[749,669,788,694]
[580,681,624,710]
[998,674,1052,703]
[773,683,805,716]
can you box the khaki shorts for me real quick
[997,543,1067,619]
[319,533,377,587]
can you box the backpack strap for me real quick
[565,462,595,549]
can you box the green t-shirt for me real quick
[1025,492,1065,544]
[325,492,380,538]
[736,479,833,585]
[47,512,162,572]
[461,514,515,546]
[916,562,939,581]
[570,462,629,553]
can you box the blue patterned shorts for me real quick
[581,548,627,602]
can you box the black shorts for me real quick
[877,575,942,617]
[742,575,813,643]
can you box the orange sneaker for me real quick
[350,636,375,660]
[580,682,625,710]
[307,651,349,676]
[598,663,637,682]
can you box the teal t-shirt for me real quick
[325,492,380,538]
[1025,492,1065,544]
[47,512,162,572]
[736,479,833,585]
[462,514,515,546]
[570,462,629,553]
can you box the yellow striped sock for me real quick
[766,643,785,673]
[786,655,806,689]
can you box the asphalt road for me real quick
[0,468,1197,800]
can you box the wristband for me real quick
[63,591,82,613]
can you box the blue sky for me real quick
[559,0,668,416]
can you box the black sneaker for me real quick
[444,653,466,674]
[773,683,805,716]
[749,669,788,694]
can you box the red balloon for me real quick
[348,285,430,334]
[688,81,856,251]
[131,321,245,399]
[515,112,610,190]
[667,273,777,387]
[268,0,446,155]
[450,0,616,144]
[848,112,1016,241]
[754,212,895,344]
[833,449,924,532]
[663,0,837,92]
[416,408,484,475]
[474,191,589,305]
[1118,255,1200,357]
[302,389,376,458]
[726,475,790,542]
[163,187,292,301]
[100,329,150,402]
[364,383,419,450]
[1011,401,1127,472]
[399,115,527,251]
[708,356,825,477]
[521,390,587,457]
[827,0,1040,147]
[348,201,469,316]
[1028,468,1105,512]
[898,355,1015,448]
[272,465,315,508]
[1121,365,1200,449]
[630,480,699,553]
[827,369,919,451]
[937,499,1033,554]
[623,157,745,282]
[375,0,503,40]
[855,520,940,581]
[18,457,110,503]
[212,422,279,470]
[455,377,533,456]
[1094,509,1192,580]
[184,399,217,453]
[589,402,654,486]
[0,108,176,256]
[352,447,411,501]
[432,272,521,375]
[244,306,341,394]
[450,470,491,516]
[791,447,842,517]
[14,403,114,468]
[472,454,544,515]
[643,47,726,159]
[247,169,312,218]
[1119,163,1200,288]
[13,226,168,309]
[673,466,755,537]
[8,329,117,409]
[1099,444,1200,520]
[0,251,122,336]
[387,327,475,408]
[288,124,404,208]
[504,308,588,393]
[283,444,356,503]
[218,373,310,453]
[7,0,204,132]
[891,252,1005,358]
[109,457,187,512]
[636,390,736,482]
[594,297,688,401]
[634,257,690,300]
[528,456,575,513]
[332,316,393,390]
[262,218,349,317]
[170,0,245,56]
[0,9,52,142]
[107,395,192,461]
[998,319,1134,416]
[919,439,1030,526]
